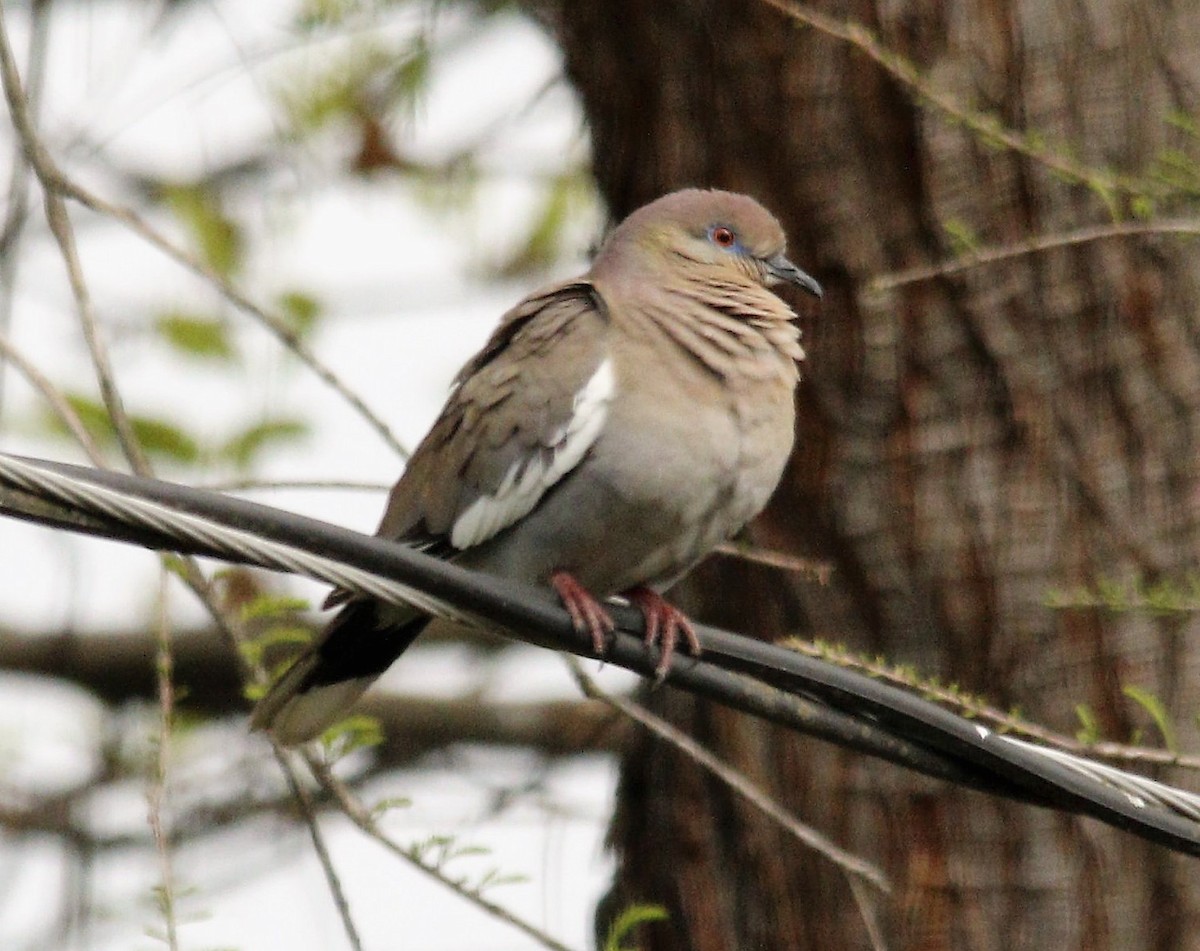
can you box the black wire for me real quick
[694,628,1200,853]
[0,456,988,786]
[2,453,1199,857]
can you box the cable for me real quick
[2,451,1199,857]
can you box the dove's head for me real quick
[594,188,822,299]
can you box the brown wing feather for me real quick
[375,281,610,546]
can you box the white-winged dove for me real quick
[252,188,822,744]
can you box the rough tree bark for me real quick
[547,2,1200,948]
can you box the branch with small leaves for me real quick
[760,0,1200,295]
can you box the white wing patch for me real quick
[450,358,614,550]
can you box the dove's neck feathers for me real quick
[588,224,803,384]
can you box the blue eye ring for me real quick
[709,225,737,248]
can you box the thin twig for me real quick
[274,747,365,951]
[713,539,833,582]
[0,8,407,462]
[1,0,252,729]
[869,219,1200,293]
[758,0,1141,200]
[761,0,1200,316]
[0,0,51,423]
[782,636,1200,771]
[204,477,392,493]
[0,329,107,464]
[0,8,149,474]
[305,753,579,951]
[566,658,890,893]
[61,180,409,457]
[202,480,839,587]
[201,480,840,588]
[147,570,180,951]
[847,875,889,951]
[0,4,250,658]
[1,30,360,951]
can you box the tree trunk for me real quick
[548,2,1200,948]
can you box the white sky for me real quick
[0,2,631,949]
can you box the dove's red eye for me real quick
[711,226,736,247]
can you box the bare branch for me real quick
[868,219,1200,294]
[0,6,407,461]
[304,753,580,951]
[0,0,50,421]
[147,572,180,951]
[0,623,626,761]
[276,746,365,951]
[0,329,107,464]
[713,539,833,582]
[0,8,148,473]
[568,658,889,892]
[759,0,1139,199]
[782,636,1200,772]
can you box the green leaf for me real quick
[1094,575,1130,611]
[238,626,312,668]
[276,291,322,336]
[51,393,117,440]
[1024,129,1048,154]
[473,867,528,891]
[370,796,413,819]
[392,36,432,106]
[131,417,201,463]
[238,597,313,666]
[603,904,669,951]
[1122,684,1178,753]
[248,654,311,698]
[494,172,589,277]
[1142,577,1186,615]
[1088,178,1122,223]
[1166,109,1200,139]
[973,112,1008,151]
[279,42,395,134]
[1074,703,1101,744]
[295,0,361,29]
[219,418,310,468]
[941,218,980,256]
[49,394,201,463]
[1130,195,1156,221]
[240,594,310,622]
[321,714,383,759]
[155,311,237,361]
[1043,586,1071,609]
[161,183,244,279]
[160,554,189,579]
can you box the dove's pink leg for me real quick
[551,573,703,676]
[551,570,615,654]
[624,586,702,677]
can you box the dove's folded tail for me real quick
[251,600,429,745]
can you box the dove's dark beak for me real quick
[764,252,822,298]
